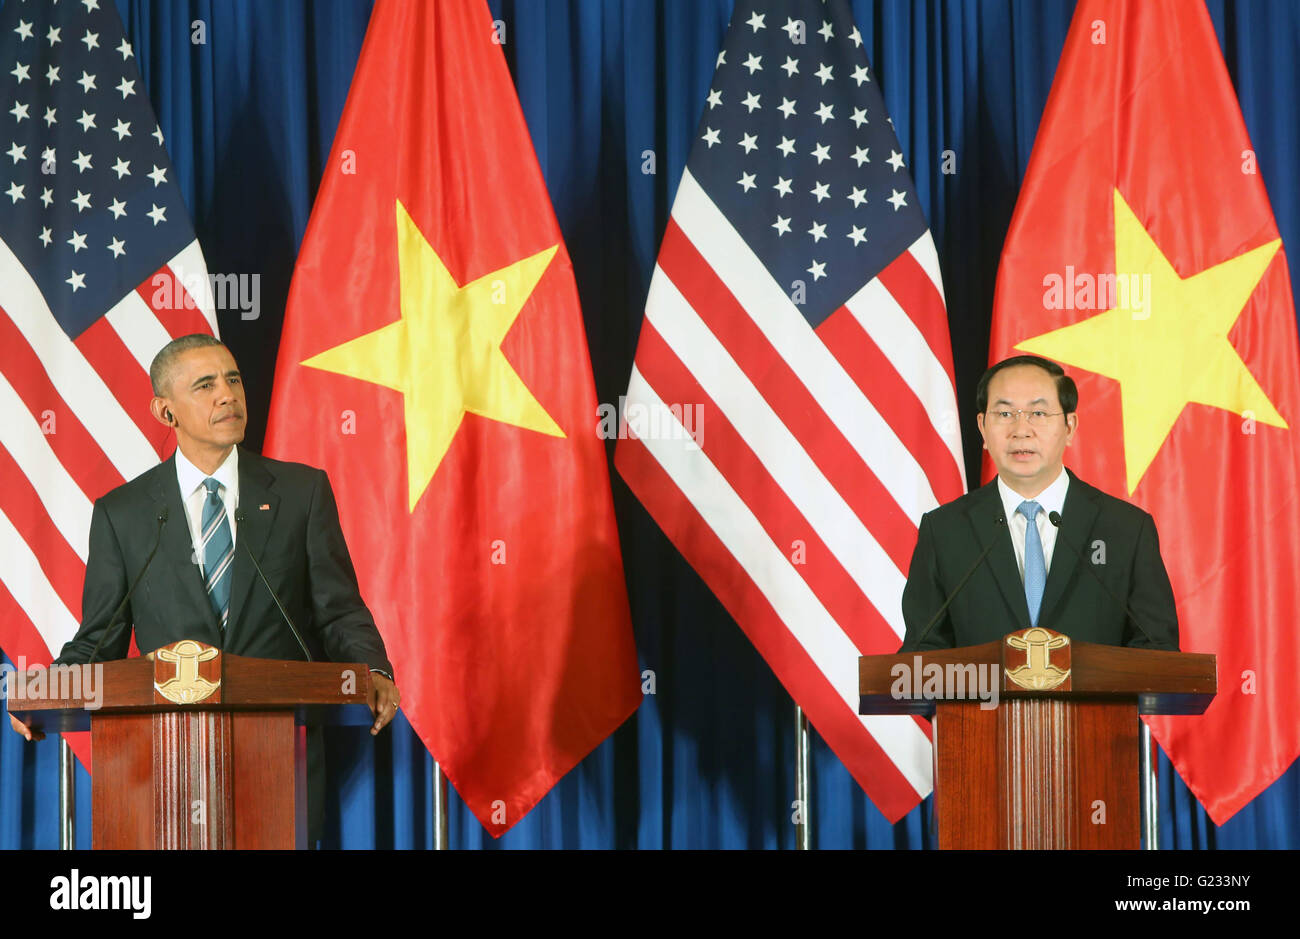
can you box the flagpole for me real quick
[1140,720,1158,850]
[432,760,448,850]
[794,704,811,850]
[58,736,74,850]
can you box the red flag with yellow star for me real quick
[263,0,639,836]
[990,0,1300,823]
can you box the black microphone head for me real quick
[235,507,245,524]
[995,515,1006,526]
[1048,510,1063,527]
[157,505,169,523]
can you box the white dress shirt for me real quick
[175,446,239,574]
[996,467,1068,583]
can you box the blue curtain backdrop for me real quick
[2,0,1297,849]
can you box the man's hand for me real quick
[367,672,400,735]
[8,713,45,742]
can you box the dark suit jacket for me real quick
[899,469,1179,652]
[54,446,392,673]
[53,447,392,847]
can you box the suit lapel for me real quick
[225,447,279,648]
[147,454,221,640]
[966,480,1032,630]
[1039,470,1100,630]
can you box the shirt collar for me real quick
[175,445,239,499]
[996,466,1069,522]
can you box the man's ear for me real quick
[1065,412,1078,444]
[149,397,174,428]
[976,412,988,449]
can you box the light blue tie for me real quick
[1018,500,1046,627]
[201,478,234,631]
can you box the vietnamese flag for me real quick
[264,0,640,836]
[989,0,1300,823]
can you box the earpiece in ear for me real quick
[164,409,174,424]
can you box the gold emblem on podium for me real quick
[1004,627,1072,690]
[153,640,221,704]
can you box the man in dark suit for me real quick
[8,334,400,842]
[899,354,1179,652]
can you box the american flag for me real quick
[614,0,965,820]
[0,0,214,674]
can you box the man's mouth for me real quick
[214,413,243,424]
[1009,448,1036,459]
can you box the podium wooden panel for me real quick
[859,628,1215,849]
[7,641,373,850]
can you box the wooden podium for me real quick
[859,627,1216,849]
[7,640,374,849]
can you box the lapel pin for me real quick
[259,504,270,511]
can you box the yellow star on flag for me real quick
[303,199,565,511]
[1017,188,1287,494]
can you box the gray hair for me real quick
[149,334,227,396]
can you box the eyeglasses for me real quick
[986,409,1064,427]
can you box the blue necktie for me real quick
[1018,500,1046,627]
[201,478,234,630]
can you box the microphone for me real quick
[1047,511,1165,648]
[85,506,169,664]
[904,515,1006,651]
[234,508,313,662]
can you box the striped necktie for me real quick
[201,477,234,631]
[1018,500,1046,627]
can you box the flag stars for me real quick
[887,150,905,172]
[46,26,61,46]
[743,53,763,74]
[716,49,726,68]
[776,136,796,157]
[147,203,167,225]
[67,231,88,253]
[81,30,100,52]
[772,215,791,236]
[40,147,55,165]
[811,142,830,163]
[849,27,863,48]
[66,271,86,292]
[702,127,721,148]
[107,197,127,219]
[814,102,834,123]
[781,17,802,41]
[850,107,868,128]
[5,181,24,203]
[38,227,52,247]
[887,189,908,211]
[116,77,135,99]
[738,132,758,154]
[773,176,792,197]
[852,65,871,86]
[107,237,126,258]
[76,110,96,132]
[6,142,25,164]
[815,63,834,85]
[808,221,827,242]
[777,97,796,119]
[847,225,867,246]
[46,65,60,84]
[43,106,56,127]
[851,146,870,166]
[10,62,31,84]
[70,190,91,212]
[737,171,757,193]
[83,0,102,12]
[152,126,164,145]
[742,92,761,113]
[148,164,169,186]
[117,37,134,60]
[10,101,29,122]
[73,150,92,172]
[818,21,834,41]
[112,118,131,140]
[807,260,827,281]
[40,186,53,207]
[111,157,130,178]
[746,11,766,32]
[76,71,96,93]
[781,56,799,77]
[707,89,722,109]
[14,20,34,42]
[810,181,830,202]
[848,186,868,207]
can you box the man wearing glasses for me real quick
[899,354,1179,651]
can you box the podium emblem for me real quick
[1004,627,1071,690]
[153,640,221,704]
